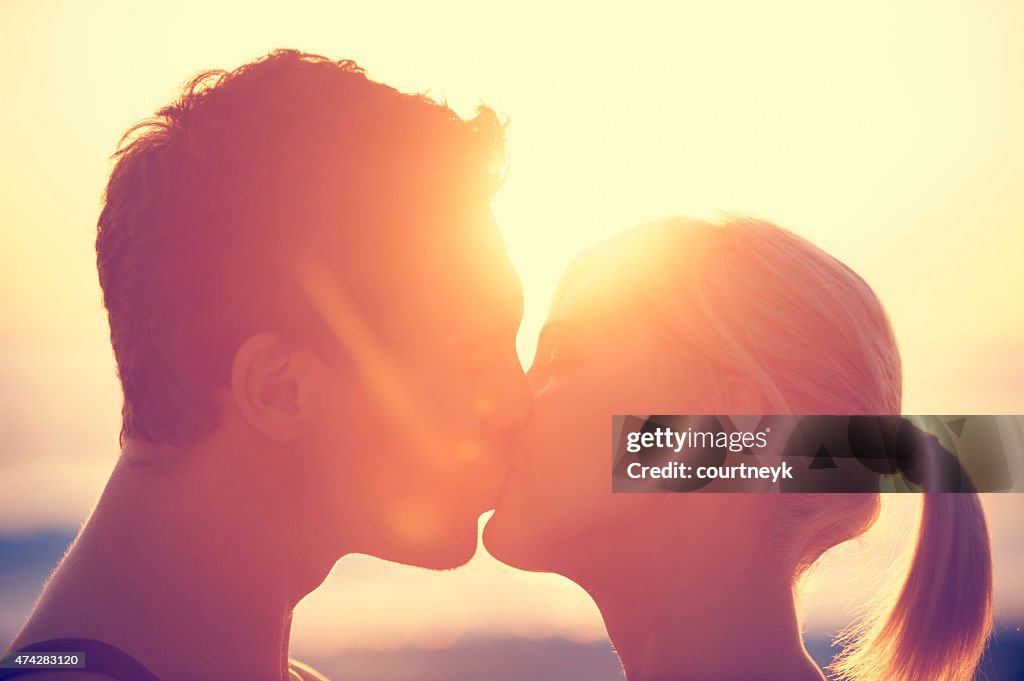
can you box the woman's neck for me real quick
[579,544,825,681]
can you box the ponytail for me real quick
[830,493,993,681]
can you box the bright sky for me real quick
[0,0,1022,654]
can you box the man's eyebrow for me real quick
[453,309,524,355]
[511,280,525,325]
[476,280,526,345]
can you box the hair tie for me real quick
[846,416,975,492]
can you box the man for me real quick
[2,50,531,680]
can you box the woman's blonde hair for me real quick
[578,215,992,681]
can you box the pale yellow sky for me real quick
[0,0,1022,652]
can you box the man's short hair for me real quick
[97,49,506,446]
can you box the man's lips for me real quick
[457,440,529,501]
[471,459,511,497]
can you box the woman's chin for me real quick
[482,506,552,573]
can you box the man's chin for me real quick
[373,522,481,571]
[420,544,478,571]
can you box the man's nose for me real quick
[480,364,533,437]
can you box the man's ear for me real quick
[230,332,310,442]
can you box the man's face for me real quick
[303,201,531,569]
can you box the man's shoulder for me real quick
[290,658,332,681]
[0,674,114,681]
[0,665,329,681]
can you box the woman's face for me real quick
[484,256,709,571]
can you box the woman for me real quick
[484,216,992,681]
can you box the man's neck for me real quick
[9,440,338,681]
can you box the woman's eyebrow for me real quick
[536,320,578,346]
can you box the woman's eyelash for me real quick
[548,345,576,368]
